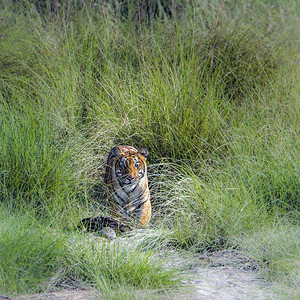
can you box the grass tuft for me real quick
[0,0,299,297]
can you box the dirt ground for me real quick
[183,250,277,300]
[9,250,280,300]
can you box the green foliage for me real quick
[64,235,179,295]
[0,208,179,296]
[0,0,299,297]
[0,93,92,221]
[152,124,299,251]
[0,211,65,294]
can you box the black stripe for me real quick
[129,182,138,193]
[112,188,126,204]
[135,197,148,210]
[135,188,146,200]
[115,162,130,195]
[116,176,130,196]
[122,206,129,217]
[132,189,148,207]
[112,188,130,216]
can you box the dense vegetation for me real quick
[0,0,299,298]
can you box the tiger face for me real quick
[104,145,151,226]
[115,149,147,188]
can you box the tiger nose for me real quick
[127,175,134,181]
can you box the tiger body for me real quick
[104,145,151,226]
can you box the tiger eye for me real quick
[119,161,126,169]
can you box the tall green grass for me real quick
[149,122,299,248]
[0,210,64,294]
[0,0,299,297]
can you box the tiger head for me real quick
[105,146,148,187]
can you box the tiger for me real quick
[104,145,151,227]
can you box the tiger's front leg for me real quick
[137,199,151,227]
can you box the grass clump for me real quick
[0,208,180,297]
[0,98,92,222]
[64,235,180,295]
[0,0,299,298]
[0,210,65,294]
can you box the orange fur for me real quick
[104,145,151,226]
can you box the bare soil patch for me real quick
[184,250,277,299]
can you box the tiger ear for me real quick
[110,146,120,158]
[138,148,148,158]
